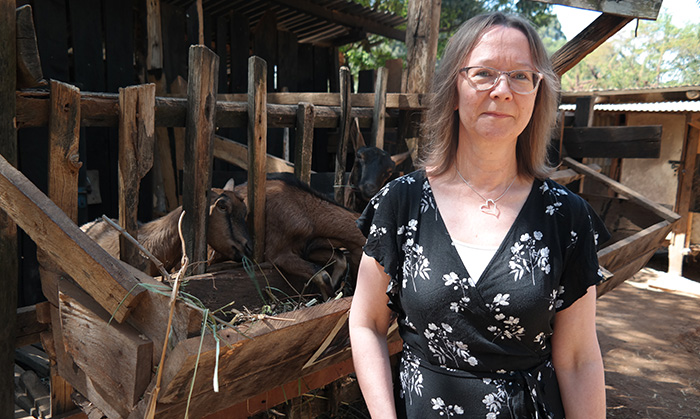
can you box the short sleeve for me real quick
[355,172,425,312]
[557,193,611,311]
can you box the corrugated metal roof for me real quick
[559,101,700,113]
[162,0,406,46]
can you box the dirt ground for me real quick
[597,261,700,418]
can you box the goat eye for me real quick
[216,200,227,211]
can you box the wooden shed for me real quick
[560,87,700,276]
[1,1,677,418]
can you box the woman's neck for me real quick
[453,141,519,190]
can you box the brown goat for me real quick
[235,173,366,300]
[81,181,252,276]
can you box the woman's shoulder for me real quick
[375,169,427,198]
[538,178,589,208]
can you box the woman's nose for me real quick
[490,75,513,100]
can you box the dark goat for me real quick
[81,182,253,276]
[348,146,410,211]
[235,173,366,300]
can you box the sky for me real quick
[553,0,700,41]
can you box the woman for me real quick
[349,12,609,419]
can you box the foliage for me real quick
[341,0,562,83]
[561,13,700,91]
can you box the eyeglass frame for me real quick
[458,66,543,95]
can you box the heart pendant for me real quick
[479,199,498,216]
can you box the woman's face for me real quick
[456,25,539,148]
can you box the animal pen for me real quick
[1,0,681,418]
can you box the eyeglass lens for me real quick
[464,67,540,94]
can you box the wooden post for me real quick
[371,67,388,149]
[334,66,351,205]
[248,56,267,262]
[404,0,440,95]
[118,84,156,269]
[39,80,82,417]
[294,103,314,185]
[669,120,700,275]
[147,0,178,213]
[402,0,440,155]
[0,2,18,417]
[183,45,219,275]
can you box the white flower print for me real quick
[368,223,387,238]
[534,331,550,351]
[399,350,424,405]
[548,285,565,311]
[486,294,525,341]
[424,323,478,367]
[402,241,430,291]
[431,397,465,417]
[442,272,472,313]
[421,180,436,213]
[541,181,567,216]
[482,379,508,418]
[509,230,551,284]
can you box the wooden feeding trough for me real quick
[555,158,681,297]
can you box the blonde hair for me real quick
[417,12,560,179]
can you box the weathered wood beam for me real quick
[14,304,50,348]
[536,0,662,20]
[118,84,156,270]
[372,67,388,149]
[551,13,632,76]
[669,121,700,275]
[16,5,43,89]
[182,46,218,275]
[405,0,440,95]
[269,0,405,41]
[562,126,662,159]
[562,157,680,224]
[1,2,19,415]
[16,90,417,128]
[334,67,352,205]
[0,153,144,323]
[294,103,315,184]
[248,56,267,263]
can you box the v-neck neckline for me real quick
[425,175,540,285]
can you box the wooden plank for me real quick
[15,305,48,348]
[229,11,250,94]
[252,10,277,90]
[551,14,632,76]
[1,3,19,414]
[16,90,417,128]
[334,67,352,204]
[203,356,357,419]
[183,45,219,275]
[404,0,440,95]
[277,30,298,92]
[213,135,295,173]
[561,86,700,105]
[597,247,659,297]
[220,92,429,109]
[0,153,144,323]
[669,122,700,275]
[39,80,82,309]
[562,126,662,158]
[537,0,662,20]
[271,0,405,41]
[48,303,125,419]
[154,298,352,417]
[294,103,315,184]
[562,157,681,224]
[16,5,43,89]
[248,56,268,262]
[59,280,153,411]
[118,84,156,270]
[598,220,673,274]
[170,76,188,205]
[371,67,388,149]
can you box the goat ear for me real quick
[224,178,235,191]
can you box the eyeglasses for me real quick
[459,66,543,95]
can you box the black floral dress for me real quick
[356,170,610,419]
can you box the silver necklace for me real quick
[454,164,517,216]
